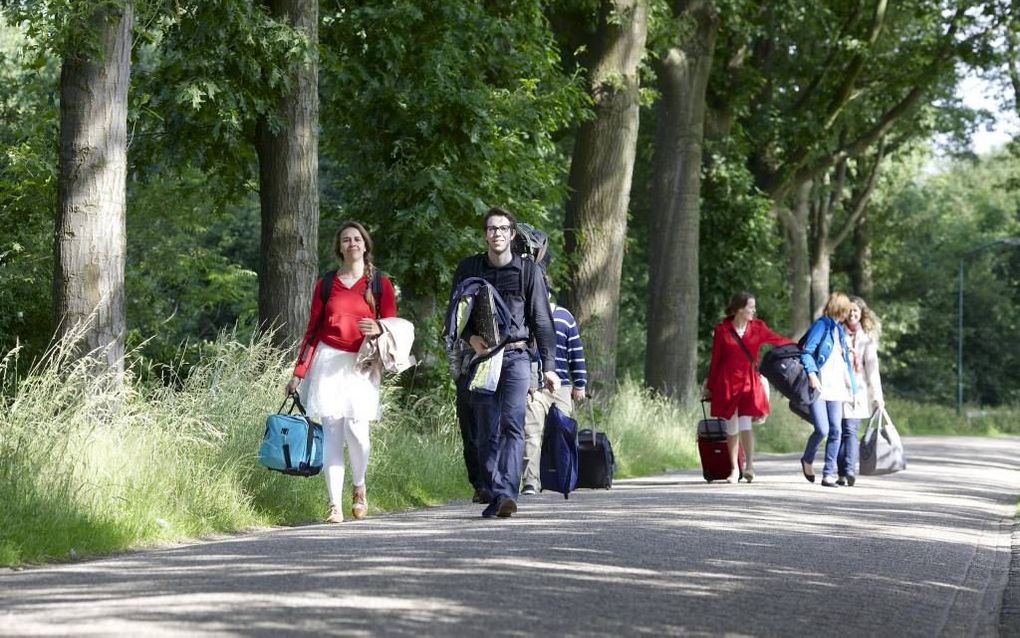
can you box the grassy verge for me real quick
[1,333,1017,567]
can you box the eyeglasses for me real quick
[485,225,513,235]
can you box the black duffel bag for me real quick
[759,344,818,423]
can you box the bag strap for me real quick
[730,325,756,366]
[278,392,309,416]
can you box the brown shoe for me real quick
[352,486,367,520]
[325,504,344,524]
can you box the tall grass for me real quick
[3,330,1016,567]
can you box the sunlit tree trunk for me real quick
[646,0,717,400]
[564,0,648,393]
[851,212,874,299]
[54,2,133,384]
[778,180,813,335]
[256,0,320,351]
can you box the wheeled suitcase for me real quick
[698,402,743,482]
[576,424,615,489]
[540,404,578,499]
[257,393,324,477]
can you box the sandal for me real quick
[352,486,367,520]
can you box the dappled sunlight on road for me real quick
[1,436,1017,636]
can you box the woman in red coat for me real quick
[703,291,794,483]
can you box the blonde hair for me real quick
[822,292,851,322]
[848,295,881,338]
[334,221,376,309]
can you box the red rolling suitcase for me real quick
[698,402,743,482]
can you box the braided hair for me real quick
[334,221,376,308]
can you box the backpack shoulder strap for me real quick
[371,270,384,319]
[320,270,337,305]
[298,272,335,365]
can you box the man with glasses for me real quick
[451,207,558,518]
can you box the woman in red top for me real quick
[703,291,794,483]
[285,221,397,523]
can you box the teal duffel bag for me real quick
[257,393,324,476]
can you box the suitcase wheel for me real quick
[703,469,712,483]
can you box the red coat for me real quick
[706,318,793,419]
[293,273,397,378]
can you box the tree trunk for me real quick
[256,0,320,351]
[563,0,648,394]
[778,180,813,336]
[851,210,874,298]
[645,0,717,400]
[54,2,133,384]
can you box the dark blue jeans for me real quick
[455,375,481,489]
[837,418,861,478]
[471,350,531,502]
[802,398,843,479]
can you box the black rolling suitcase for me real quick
[576,404,615,489]
[698,402,743,482]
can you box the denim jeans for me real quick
[455,375,481,489]
[837,418,860,478]
[802,398,843,478]
[471,350,531,502]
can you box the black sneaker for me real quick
[521,484,537,496]
[846,475,856,487]
[497,497,518,518]
[836,476,847,486]
[472,487,492,504]
[481,500,499,518]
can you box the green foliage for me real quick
[867,150,1020,406]
[0,19,58,369]
[129,0,311,189]
[124,170,260,375]
[319,0,588,377]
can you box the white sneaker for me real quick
[521,484,537,496]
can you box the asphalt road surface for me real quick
[2,436,1019,637]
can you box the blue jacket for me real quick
[799,316,857,396]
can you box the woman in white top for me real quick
[838,295,884,486]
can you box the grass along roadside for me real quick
[1,331,1016,567]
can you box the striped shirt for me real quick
[551,305,587,388]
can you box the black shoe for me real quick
[481,500,499,518]
[521,484,537,496]
[820,477,840,487]
[497,497,518,518]
[846,475,856,487]
[472,487,492,504]
[801,461,815,483]
[836,476,846,486]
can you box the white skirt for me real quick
[300,343,380,422]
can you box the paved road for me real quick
[2,436,1018,636]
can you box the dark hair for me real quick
[482,206,517,232]
[724,291,755,318]
[334,221,377,308]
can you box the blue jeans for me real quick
[455,375,481,489]
[802,398,843,478]
[471,350,531,502]
[838,418,860,478]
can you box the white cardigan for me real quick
[844,328,884,419]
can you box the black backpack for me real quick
[513,222,550,270]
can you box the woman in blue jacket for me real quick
[799,292,857,487]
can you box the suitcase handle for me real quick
[584,401,599,446]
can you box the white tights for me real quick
[321,416,371,509]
